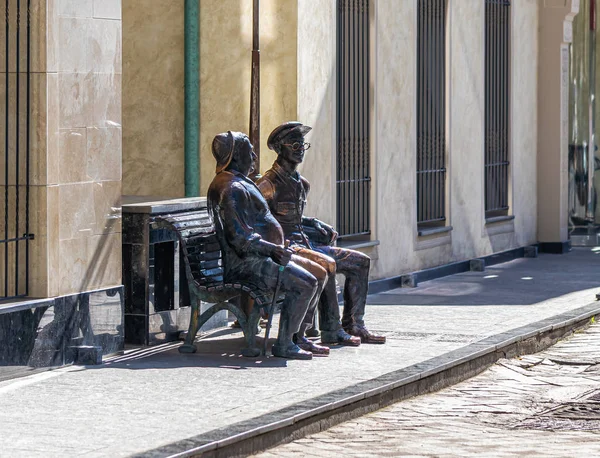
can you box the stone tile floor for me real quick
[256,323,600,457]
[0,249,599,457]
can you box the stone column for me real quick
[1,0,123,298]
[537,0,577,252]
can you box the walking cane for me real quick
[263,240,290,356]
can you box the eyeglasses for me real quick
[282,142,311,151]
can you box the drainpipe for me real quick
[184,0,200,197]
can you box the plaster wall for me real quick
[121,0,298,197]
[199,0,298,194]
[538,0,573,243]
[122,0,185,197]
[298,0,539,280]
[297,0,336,225]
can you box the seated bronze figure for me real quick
[207,131,332,359]
[257,122,386,345]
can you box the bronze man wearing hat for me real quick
[257,122,386,345]
[207,131,331,359]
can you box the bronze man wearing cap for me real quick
[257,122,386,345]
[207,131,332,359]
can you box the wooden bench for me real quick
[153,210,275,357]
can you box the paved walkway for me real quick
[0,249,599,457]
[257,322,600,457]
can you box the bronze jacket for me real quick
[207,170,284,279]
[257,161,312,247]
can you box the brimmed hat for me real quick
[267,122,312,151]
[212,131,236,173]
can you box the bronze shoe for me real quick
[345,324,386,344]
[320,328,361,347]
[295,336,330,355]
[305,327,320,338]
[271,343,313,360]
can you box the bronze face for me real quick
[234,137,258,176]
[279,131,308,165]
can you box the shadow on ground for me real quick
[368,250,600,307]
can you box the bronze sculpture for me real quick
[257,122,386,345]
[207,131,331,359]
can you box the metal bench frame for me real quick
[154,211,273,357]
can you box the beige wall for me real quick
[298,0,539,281]
[200,0,298,193]
[538,0,574,243]
[122,0,185,197]
[121,0,298,197]
[0,0,122,298]
[297,0,336,225]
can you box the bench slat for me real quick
[201,267,223,277]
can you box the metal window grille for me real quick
[336,0,371,240]
[484,0,511,217]
[417,0,448,229]
[1,0,33,300]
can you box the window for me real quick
[336,0,371,241]
[484,0,511,218]
[1,1,34,300]
[417,0,448,231]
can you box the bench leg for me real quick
[178,294,263,357]
[179,297,201,354]
[241,307,262,357]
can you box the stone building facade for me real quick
[0,0,587,366]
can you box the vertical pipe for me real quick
[184,0,200,197]
[4,0,10,297]
[25,0,30,295]
[249,0,260,180]
[15,0,20,295]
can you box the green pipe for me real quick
[184,0,200,197]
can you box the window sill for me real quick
[485,215,515,225]
[336,239,381,250]
[418,225,453,237]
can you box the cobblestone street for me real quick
[256,322,600,457]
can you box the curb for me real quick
[134,301,600,458]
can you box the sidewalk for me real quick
[1,248,600,457]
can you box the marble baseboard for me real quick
[0,286,124,367]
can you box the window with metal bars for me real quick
[484,0,511,218]
[1,0,33,301]
[417,0,448,231]
[336,0,371,241]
